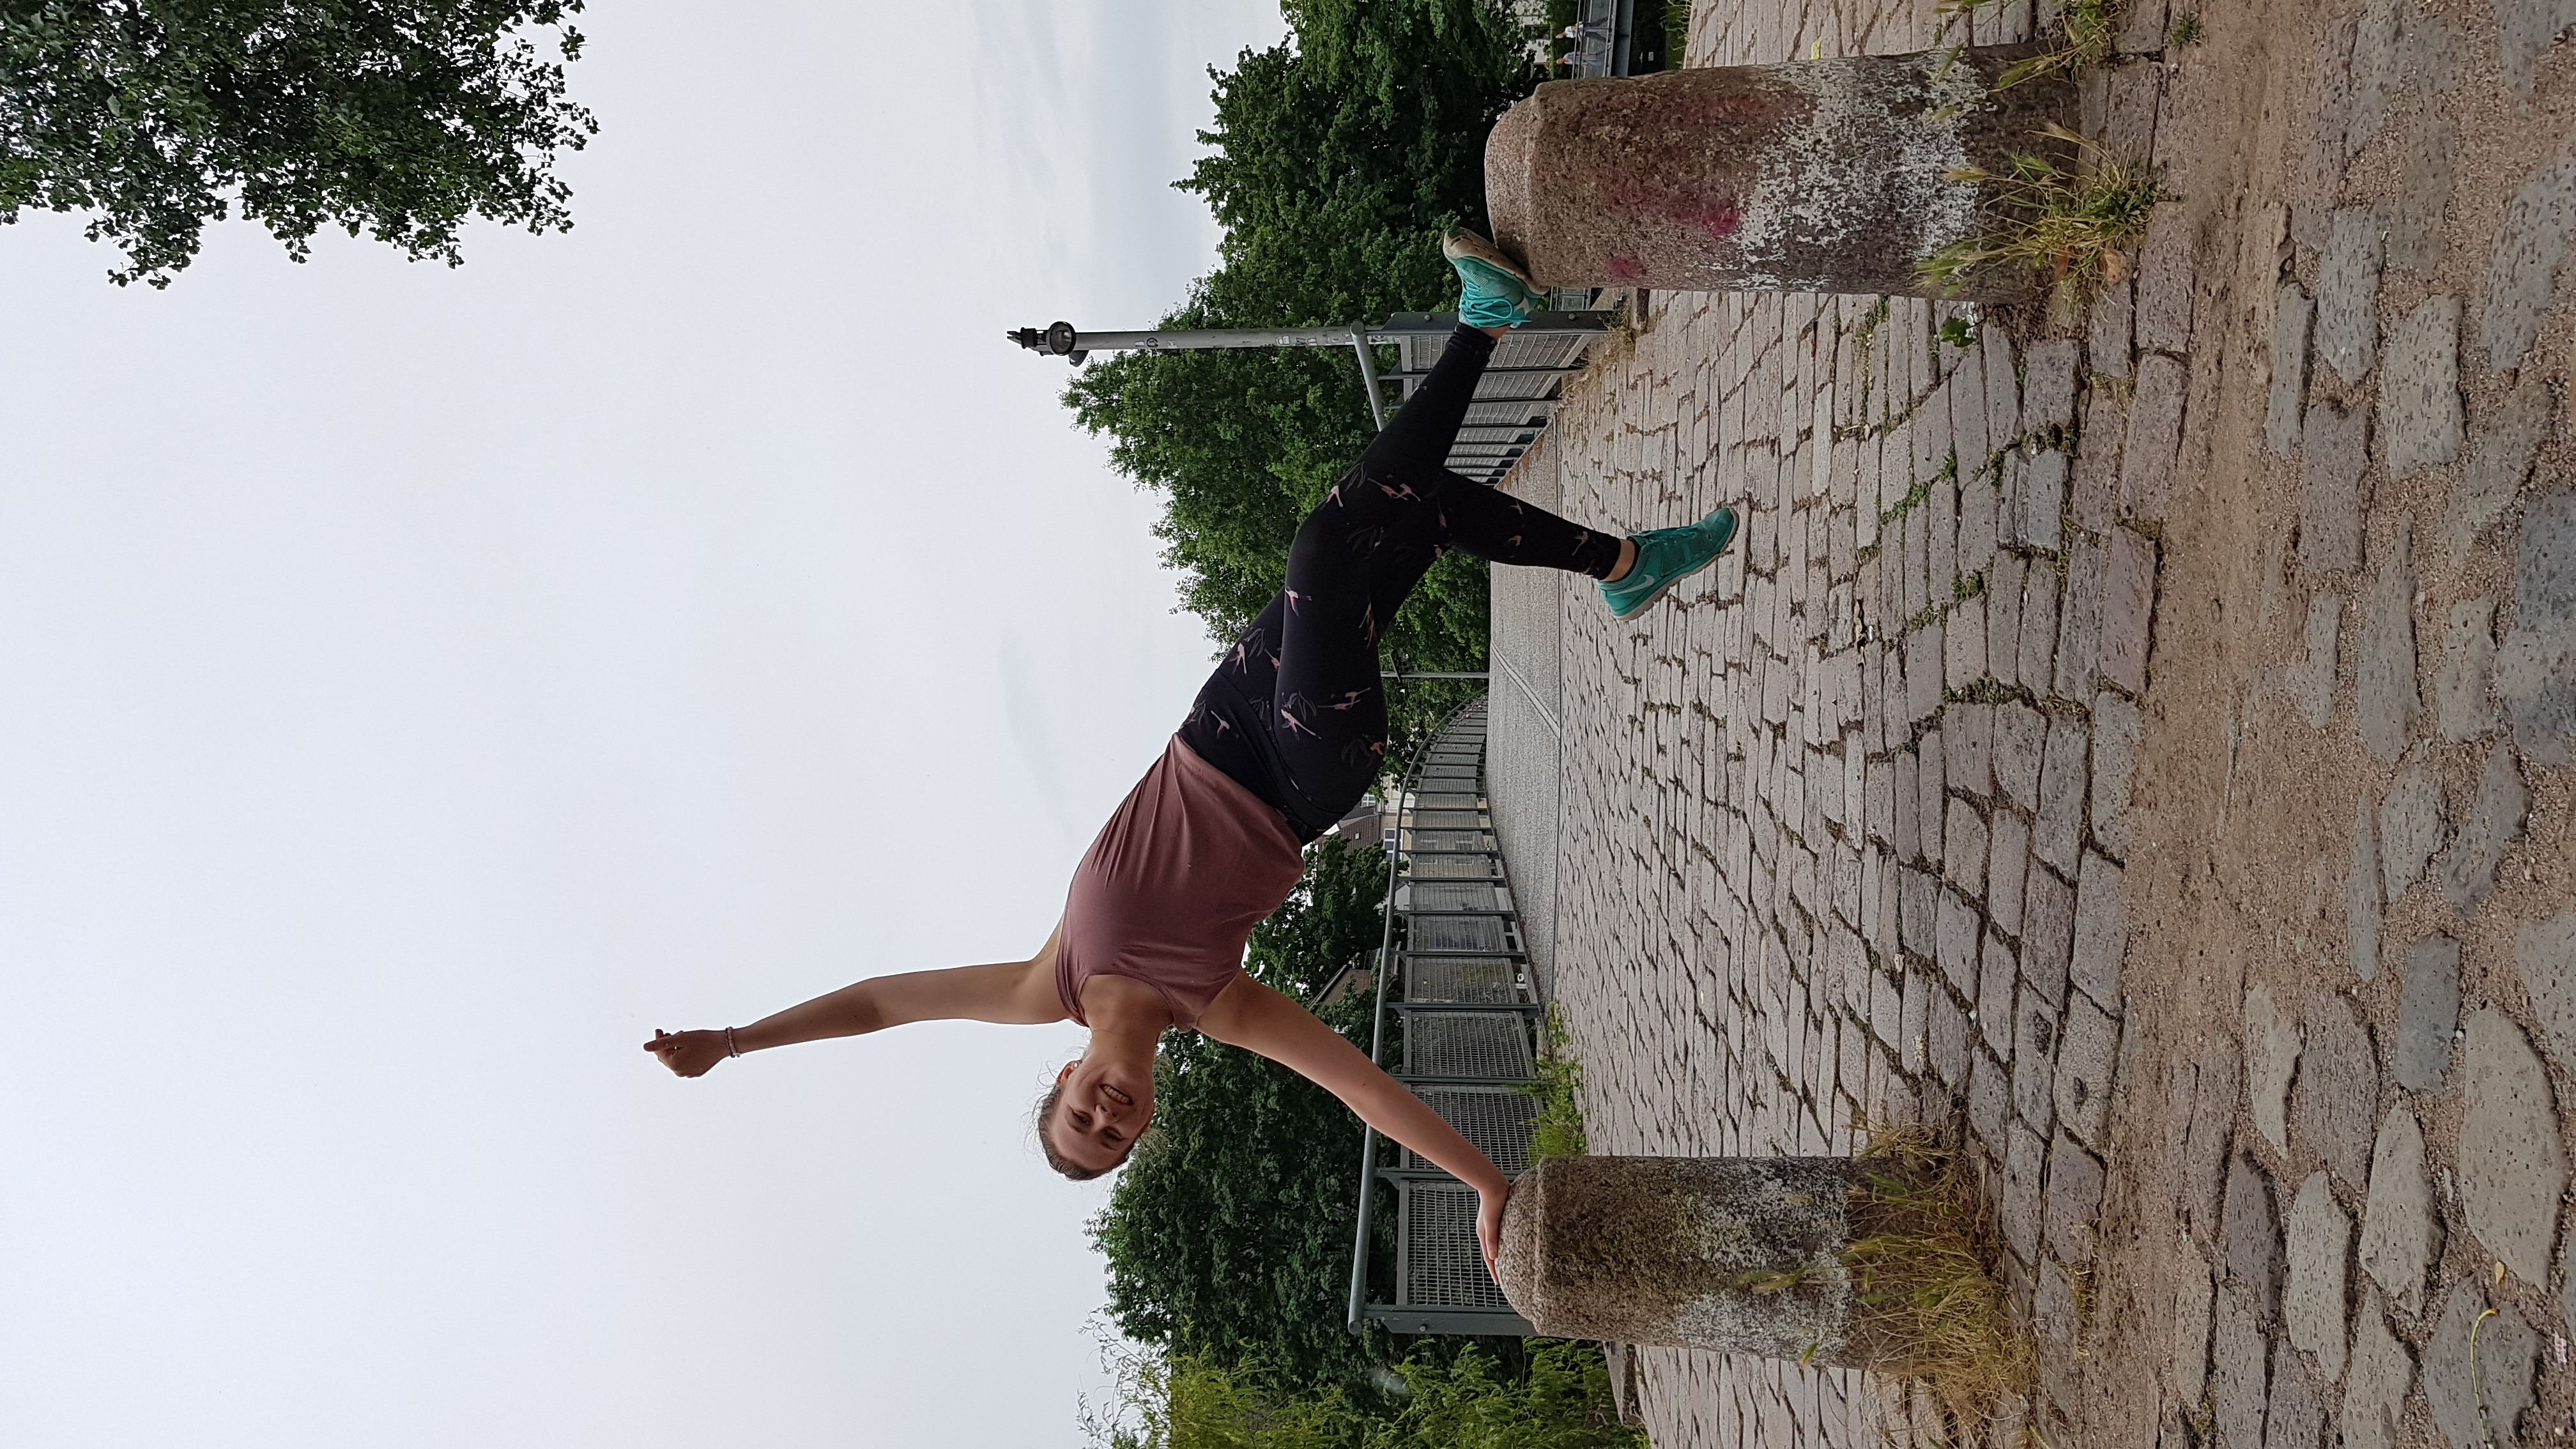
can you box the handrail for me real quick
[1343,698,1483,1335]
[1344,696,1495,1337]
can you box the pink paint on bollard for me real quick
[1485,48,2076,299]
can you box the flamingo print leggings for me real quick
[1180,323,1625,842]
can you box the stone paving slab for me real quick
[2457,1006,2563,1285]
[2296,397,2368,575]
[2289,993,2374,1191]
[2340,1291,2414,1449]
[2448,371,2553,569]
[2478,149,2576,371]
[2265,283,2315,457]
[2423,1280,2536,1445]
[2375,295,2463,477]
[2282,1170,2351,1378]
[2315,206,2384,383]
[2355,1105,2434,1314]
[2522,905,2576,1071]
[2375,763,2443,900]
[2266,1352,2327,1449]
[2210,1288,2269,1449]
[2502,487,2576,764]
[2394,937,2460,1091]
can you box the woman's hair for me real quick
[1034,1073,1140,1181]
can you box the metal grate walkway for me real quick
[1345,698,1543,1337]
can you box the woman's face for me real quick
[1052,1053,1154,1173]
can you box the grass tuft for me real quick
[1938,0,2124,88]
[1842,1126,2036,1434]
[2166,12,2204,45]
[1519,1006,1590,1162]
[1919,124,2163,301]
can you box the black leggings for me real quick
[1180,325,1624,841]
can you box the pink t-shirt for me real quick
[1055,735,1306,1029]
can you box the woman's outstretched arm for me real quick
[645,925,1066,1077]
[1196,976,1512,1275]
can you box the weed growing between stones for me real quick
[1842,1126,2037,1432]
[1938,0,2125,88]
[2166,12,2204,45]
[1919,125,2164,304]
[1518,1006,1591,1162]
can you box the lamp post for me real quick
[1006,312,1620,429]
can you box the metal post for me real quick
[1349,323,1389,430]
[1011,311,1616,486]
[1008,312,1616,364]
[1009,323,1380,355]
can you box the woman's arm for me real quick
[1196,976,1512,1273]
[645,926,1065,1077]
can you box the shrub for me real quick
[1082,1338,1645,1449]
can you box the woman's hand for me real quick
[1477,1180,1510,1282]
[644,1029,733,1078]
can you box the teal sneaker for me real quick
[1600,507,1740,619]
[1443,231,1545,330]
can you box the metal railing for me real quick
[1561,0,1639,77]
[1346,698,1543,1338]
[1386,318,1606,485]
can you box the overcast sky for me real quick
[0,4,1291,1445]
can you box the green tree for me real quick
[0,0,595,286]
[1090,836,1402,1386]
[1082,1338,1645,1449]
[1063,0,1540,754]
[1244,831,1392,1000]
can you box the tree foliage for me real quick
[1243,831,1392,1000]
[1084,1338,1646,1449]
[1062,0,1540,749]
[1089,836,1400,1387]
[0,0,596,285]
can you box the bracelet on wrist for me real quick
[725,1027,742,1058]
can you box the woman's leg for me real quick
[1347,325,1499,496]
[1428,469,1627,578]
[1239,330,1489,834]
[1262,519,1400,838]
[1261,331,1634,832]
[1192,314,1721,834]
[1177,466,1635,839]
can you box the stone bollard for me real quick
[1484,47,2076,300]
[1494,1154,1883,1365]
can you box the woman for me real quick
[645,235,1739,1273]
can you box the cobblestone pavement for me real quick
[1485,1,2576,1446]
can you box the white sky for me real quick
[0,4,1292,1445]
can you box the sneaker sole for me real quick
[1606,515,1741,620]
[1441,231,1538,293]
